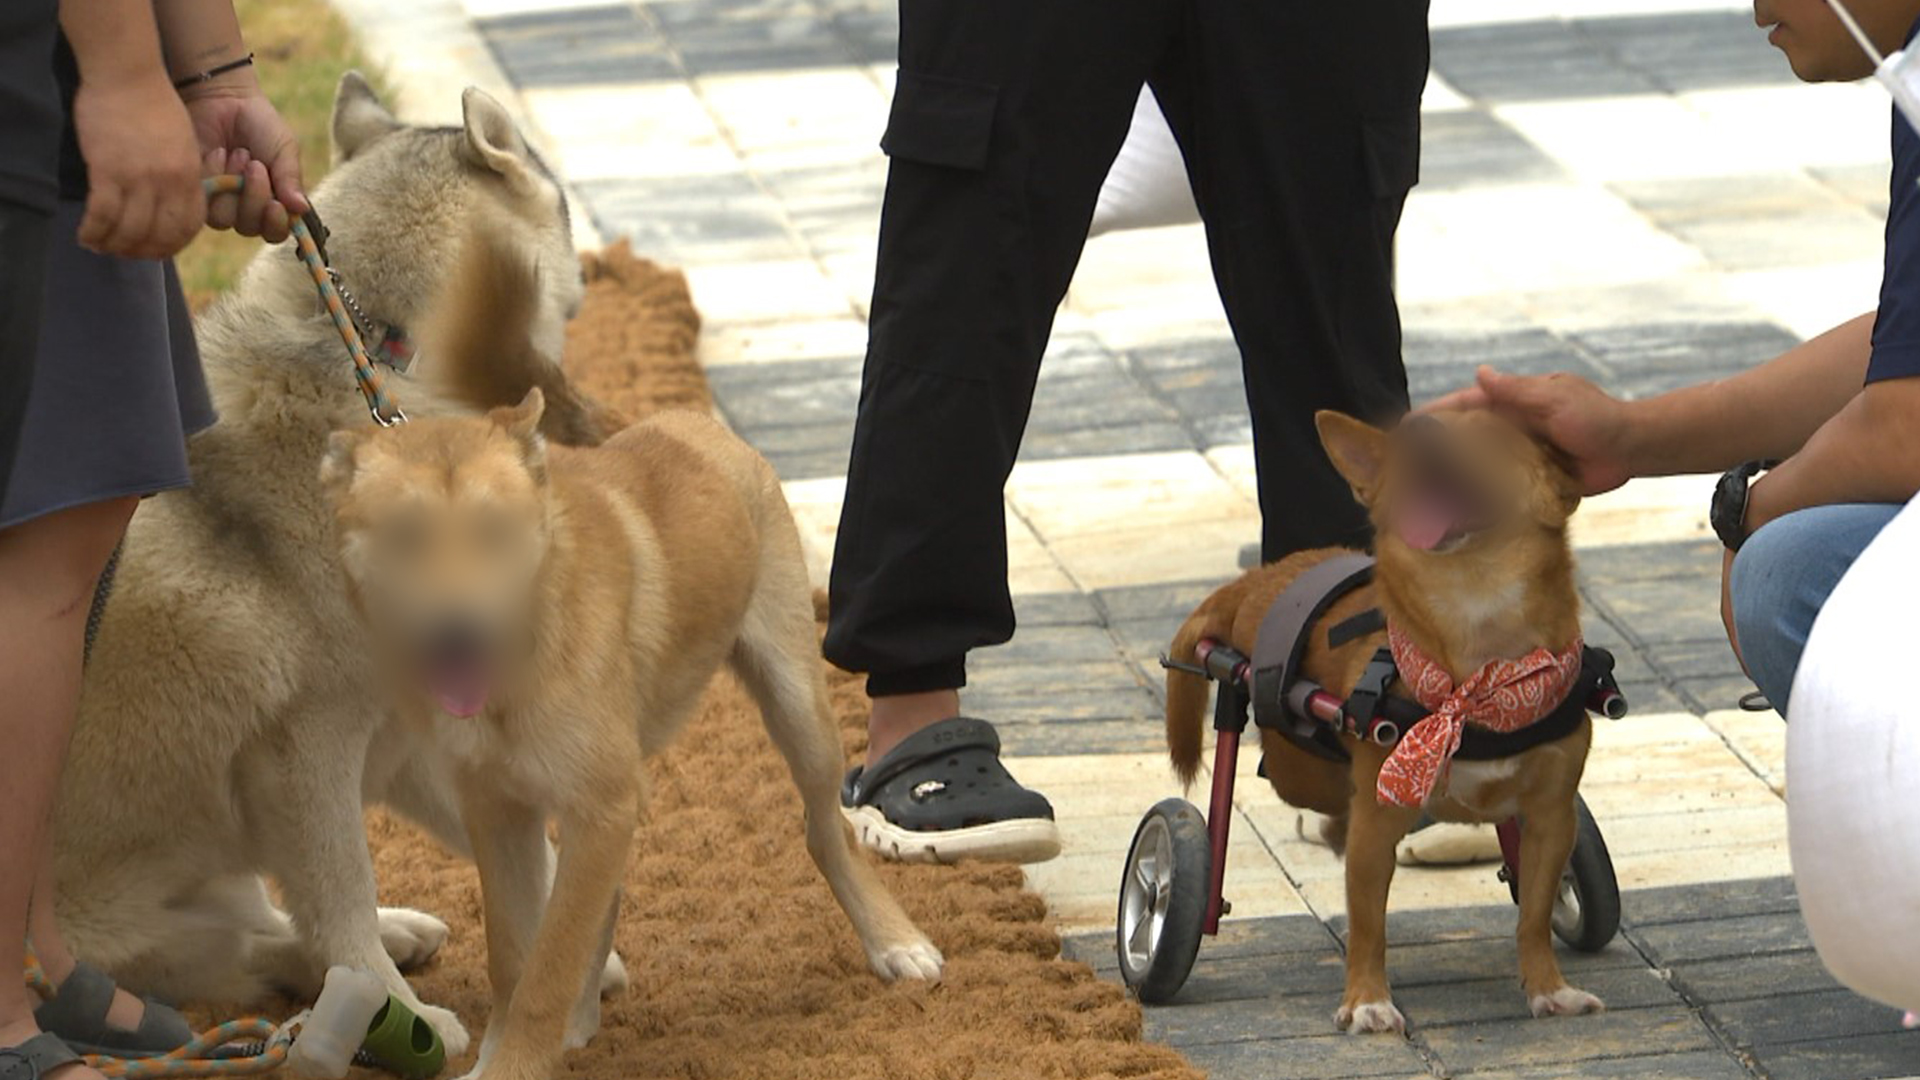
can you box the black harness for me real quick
[1245,555,1622,766]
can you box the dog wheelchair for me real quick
[1115,555,1628,1004]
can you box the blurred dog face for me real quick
[322,390,552,718]
[1316,409,1581,558]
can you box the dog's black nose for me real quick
[426,618,488,665]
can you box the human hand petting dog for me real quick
[1420,366,1636,496]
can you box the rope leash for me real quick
[200,176,405,427]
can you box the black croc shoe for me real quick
[840,717,1061,864]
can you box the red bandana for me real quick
[1374,627,1584,808]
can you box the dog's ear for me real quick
[332,72,402,165]
[491,388,549,484]
[460,89,542,198]
[319,429,363,497]
[1315,411,1389,501]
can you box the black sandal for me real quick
[34,961,191,1059]
[0,1033,82,1080]
[840,717,1060,864]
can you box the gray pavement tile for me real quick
[1011,590,1104,628]
[736,421,853,481]
[1457,1050,1758,1079]
[961,686,1157,726]
[1577,540,1722,584]
[1169,1033,1432,1080]
[1170,950,1353,1004]
[1664,208,1889,274]
[1709,988,1915,1051]
[478,6,680,87]
[1026,369,1186,434]
[1018,421,1196,461]
[994,716,1165,756]
[1584,577,1726,646]
[1608,173,1847,225]
[1147,989,1354,1044]
[1625,909,1812,966]
[759,447,853,481]
[1574,10,1799,94]
[1667,952,1841,1005]
[1622,876,1799,925]
[1564,322,1796,399]
[572,176,805,263]
[1107,614,1186,668]
[1404,326,1582,369]
[1326,905,1525,947]
[1193,412,1255,448]
[1418,109,1566,190]
[643,0,856,75]
[1094,578,1231,623]
[1750,1031,1920,1080]
[971,623,1129,665]
[1417,1004,1720,1073]
[1383,936,1647,990]
[1653,639,1745,681]
[1431,19,1661,103]
[1199,913,1346,960]
[705,356,861,428]
[1397,966,1684,1029]
[1672,675,1762,716]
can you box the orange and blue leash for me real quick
[200,175,405,427]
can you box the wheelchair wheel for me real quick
[1551,795,1621,952]
[1116,798,1211,1003]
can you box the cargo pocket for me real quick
[880,71,1000,171]
[1362,114,1420,200]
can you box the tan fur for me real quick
[50,74,617,1054]
[1165,409,1601,1031]
[324,233,941,1080]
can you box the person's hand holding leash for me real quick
[1420,366,1636,496]
[183,88,308,242]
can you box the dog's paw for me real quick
[599,951,630,997]
[1528,985,1606,1018]
[564,996,601,1051]
[868,937,945,982]
[1335,999,1406,1035]
[377,907,450,970]
[415,1002,471,1058]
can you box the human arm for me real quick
[1423,311,1875,495]
[1744,375,1920,532]
[153,0,308,241]
[58,0,203,258]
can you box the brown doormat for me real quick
[358,244,1204,1080]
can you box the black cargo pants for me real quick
[825,0,1431,695]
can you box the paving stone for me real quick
[1397,966,1684,1030]
[1457,1049,1758,1079]
[1419,109,1566,190]
[1666,951,1842,1005]
[1564,322,1796,400]
[1094,578,1231,623]
[1656,639,1746,681]
[1709,988,1915,1051]
[1381,936,1647,990]
[1169,949,1353,1004]
[1585,578,1726,645]
[993,716,1165,756]
[970,624,1128,666]
[1626,910,1812,966]
[705,356,862,428]
[1432,19,1661,103]
[1018,421,1195,462]
[1010,590,1104,628]
[1623,876,1800,925]
[1418,1004,1719,1073]
[1608,679,1689,718]
[1810,163,1893,218]
[1147,989,1352,1044]
[1196,913,1345,960]
[1673,675,1764,717]
[573,175,804,263]
[1168,1032,1431,1080]
[1573,10,1797,95]
[478,6,680,88]
[1751,1031,1920,1080]
[1577,540,1724,584]
[1608,173,1848,226]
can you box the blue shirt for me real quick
[1870,18,1920,383]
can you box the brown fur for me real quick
[1165,409,1602,1031]
[323,232,942,1080]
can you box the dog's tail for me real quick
[423,225,624,446]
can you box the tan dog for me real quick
[1166,410,1602,1033]
[321,235,942,1080]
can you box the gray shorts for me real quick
[0,201,215,529]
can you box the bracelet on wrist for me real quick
[172,53,254,90]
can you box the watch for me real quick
[1710,459,1779,553]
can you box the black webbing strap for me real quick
[1326,608,1386,649]
[1250,553,1376,735]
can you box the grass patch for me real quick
[176,0,389,307]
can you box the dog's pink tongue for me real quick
[430,664,490,718]
[1398,495,1455,552]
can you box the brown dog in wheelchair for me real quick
[1165,409,1603,1033]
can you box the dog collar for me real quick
[372,325,417,373]
[1375,628,1584,808]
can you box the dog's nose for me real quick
[426,617,488,664]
